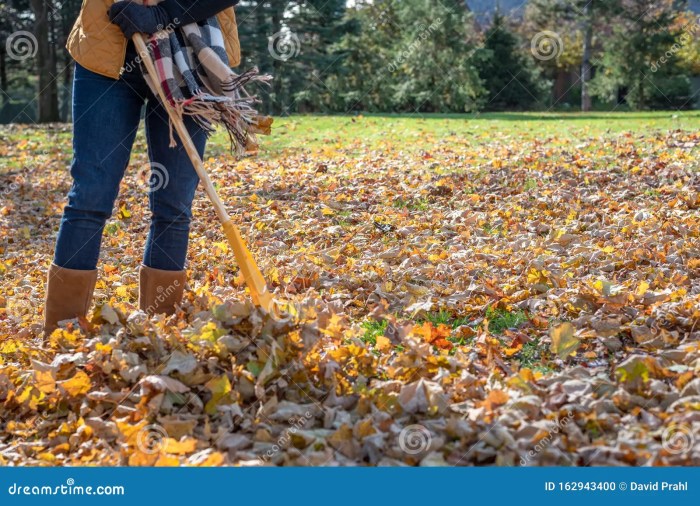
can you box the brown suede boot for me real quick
[139,265,186,316]
[44,264,98,336]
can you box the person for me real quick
[44,0,241,335]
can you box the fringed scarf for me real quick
[122,0,272,153]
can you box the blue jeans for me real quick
[53,60,206,271]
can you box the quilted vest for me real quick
[66,0,241,79]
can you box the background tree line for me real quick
[1,0,699,122]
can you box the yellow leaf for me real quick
[195,322,227,343]
[162,437,197,455]
[508,367,535,392]
[116,420,144,445]
[49,328,81,348]
[527,267,549,286]
[118,204,131,219]
[95,342,112,353]
[213,241,229,254]
[636,280,650,297]
[375,334,391,352]
[504,342,523,356]
[128,450,158,466]
[0,339,19,353]
[34,369,56,394]
[60,371,92,397]
[204,375,232,415]
[355,418,376,438]
[37,452,57,463]
[155,454,181,466]
[115,285,130,298]
[549,322,580,359]
[269,267,280,284]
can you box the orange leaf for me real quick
[479,389,510,411]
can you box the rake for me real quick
[132,33,273,310]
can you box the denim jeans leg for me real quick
[53,63,146,270]
[142,96,206,271]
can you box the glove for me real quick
[108,2,171,40]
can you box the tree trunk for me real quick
[255,0,269,67]
[581,1,593,112]
[254,0,270,114]
[270,2,283,114]
[61,61,73,121]
[0,46,6,110]
[30,0,60,122]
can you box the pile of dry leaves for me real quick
[0,123,698,466]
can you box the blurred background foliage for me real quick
[1,0,699,122]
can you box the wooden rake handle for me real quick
[132,33,273,310]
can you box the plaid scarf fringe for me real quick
[164,68,272,153]
[127,0,272,154]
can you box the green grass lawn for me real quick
[206,110,700,156]
[2,111,699,167]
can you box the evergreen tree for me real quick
[285,0,354,112]
[592,0,692,109]
[326,0,485,113]
[477,13,547,110]
[322,0,404,112]
[390,0,484,112]
[235,0,290,114]
[236,0,351,114]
